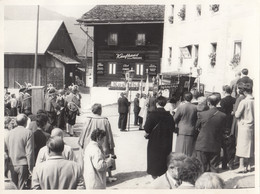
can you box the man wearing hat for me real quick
[44,87,57,127]
[117,92,130,131]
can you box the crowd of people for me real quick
[4,68,254,190]
[141,68,254,189]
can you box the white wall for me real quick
[162,3,258,93]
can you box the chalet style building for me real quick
[77,5,165,90]
[4,20,80,89]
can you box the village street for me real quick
[63,94,255,189]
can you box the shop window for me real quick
[108,33,118,46]
[136,63,144,75]
[136,33,146,46]
[108,63,116,74]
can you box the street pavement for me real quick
[64,94,255,189]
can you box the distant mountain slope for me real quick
[4,5,93,55]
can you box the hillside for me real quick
[4,5,93,55]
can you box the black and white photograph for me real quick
[2,0,259,191]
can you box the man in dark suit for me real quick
[220,85,236,169]
[118,92,130,131]
[237,68,253,86]
[195,94,226,173]
[133,93,140,126]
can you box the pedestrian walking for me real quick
[31,136,85,189]
[144,96,175,179]
[5,114,34,189]
[174,92,197,156]
[117,92,130,131]
[83,128,114,189]
[195,94,226,173]
[78,103,116,181]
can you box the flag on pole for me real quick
[144,73,149,95]
[139,79,143,95]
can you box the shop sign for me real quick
[149,64,157,75]
[111,81,140,88]
[97,63,104,75]
[115,53,143,60]
[122,64,130,71]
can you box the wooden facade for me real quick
[93,24,164,87]
[4,22,80,89]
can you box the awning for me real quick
[47,51,80,65]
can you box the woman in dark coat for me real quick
[144,96,175,179]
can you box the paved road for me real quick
[64,94,255,189]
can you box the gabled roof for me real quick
[5,20,63,54]
[47,51,80,65]
[77,5,165,25]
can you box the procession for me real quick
[3,3,258,191]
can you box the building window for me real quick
[209,43,217,67]
[196,5,201,16]
[108,33,118,45]
[234,41,242,55]
[108,63,116,74]
[178,5,186,21]
[136,33,146,46]
[136,63,144,75]
[168,5,174,24]
[231,41,242,69]
[169,47,172,58]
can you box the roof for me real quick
[5,20,63,54]
[77,5,165,25]
[47,51,80,65]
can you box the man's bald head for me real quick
[47,136,64,154]
[207,95,219,107]
[16,114,28,127]
[51,128,64,139]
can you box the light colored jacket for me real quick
[84,141,112,189]
[35,144,76,165]
[78,114,115,154]
[5,125,34,171]
[32,156,85,190]
[235,95,254,128]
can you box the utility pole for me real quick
[33,5,39,86]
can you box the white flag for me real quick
[144,74,149,95]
